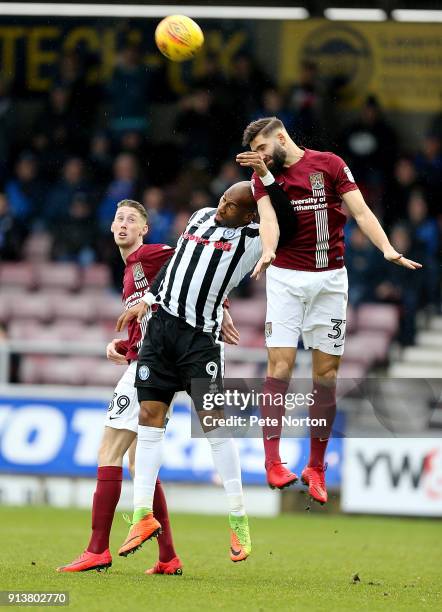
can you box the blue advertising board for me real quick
[0,393,343,486]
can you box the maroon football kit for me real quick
[116,244,175,362]
[252,148,358,272]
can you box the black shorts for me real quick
[136,307,223,409]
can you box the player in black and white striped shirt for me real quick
[117,179,295,564]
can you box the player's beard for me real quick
[267,144,287,174]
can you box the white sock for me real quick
[206,434,245,516]
[133,425,164,511]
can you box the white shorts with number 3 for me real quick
[265,265,348,356]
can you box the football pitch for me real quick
[0,507,440,611]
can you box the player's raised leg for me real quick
[259,266,302,489]
[57,426,134,572]
[301,350,340,505]
[127,440,182,575]
[261,347,299,489]
[201,411,251,562]
[118,399,168,557]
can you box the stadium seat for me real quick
[39,356,92,385]
[83,359,125,387]
[357,303,399,338]
[35,263,80,292]
[0,263,35,291]
[237,326,265,348]
[11,294,53,323]
[82,264,111,291]
[0,296,11,324]
[338,362,368,380]
[19,355,50,384]
[346,304,357,335]
[355,331,391,362]
[52,294,94,323]
[94,294,125,323]
[8,320,58,341]
[230,299,266,328]
[342,335,379,369]
[22,232,53,262]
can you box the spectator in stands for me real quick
[167,210,190,244]
[56,50,101,141]
[192,53,226,96]
[250,88,294,133]
[188,188,213,212]
[374,224,426,345]
[407,190,440,309]
[5,152,46,226]
[384,156,421,228]
[288,60,323,146]
[141,186,175,245]
[35,86,79,161]
[118,130,147,166]
[210,160,244,199]
[223,53,273,151]
[339,95,398,197]
[52,192,97,265]
[414,133,442,216]
[345,224,383,307]
[98,153,139,229]
[107,44,150,135]
[0,192,27,261]
[88,131,113,187]
[45,157,91,227]
[174,89,216,169]
[227,54,273,121]
[407,191,439,257]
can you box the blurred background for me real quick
[0,1,440,518]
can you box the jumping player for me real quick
[115,181,296,563]
[237,117,422,503]
[57,199,181,575]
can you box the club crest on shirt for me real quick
[265,322,272,337]
[223,228,236,239]
[132,262,145,282]
[138,365,150,381]
[309,172,324,190]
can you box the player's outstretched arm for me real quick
[343,189,422,270]
[115,301,148,332]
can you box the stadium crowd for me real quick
[0,47,440,345]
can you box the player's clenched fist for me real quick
[106,339,127,365]
[236,152,269,177]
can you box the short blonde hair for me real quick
[116,199,148,224]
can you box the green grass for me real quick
[0,507,441,611]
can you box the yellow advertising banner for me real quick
[280,19,442,112]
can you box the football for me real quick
[155,14,204,62]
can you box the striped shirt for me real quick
[156,208,262,333]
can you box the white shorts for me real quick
[265,265,348,356]
[104,361,174,433]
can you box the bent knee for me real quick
[313,368,338,385]
[267,350,296,381]
[139,401,166,427]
